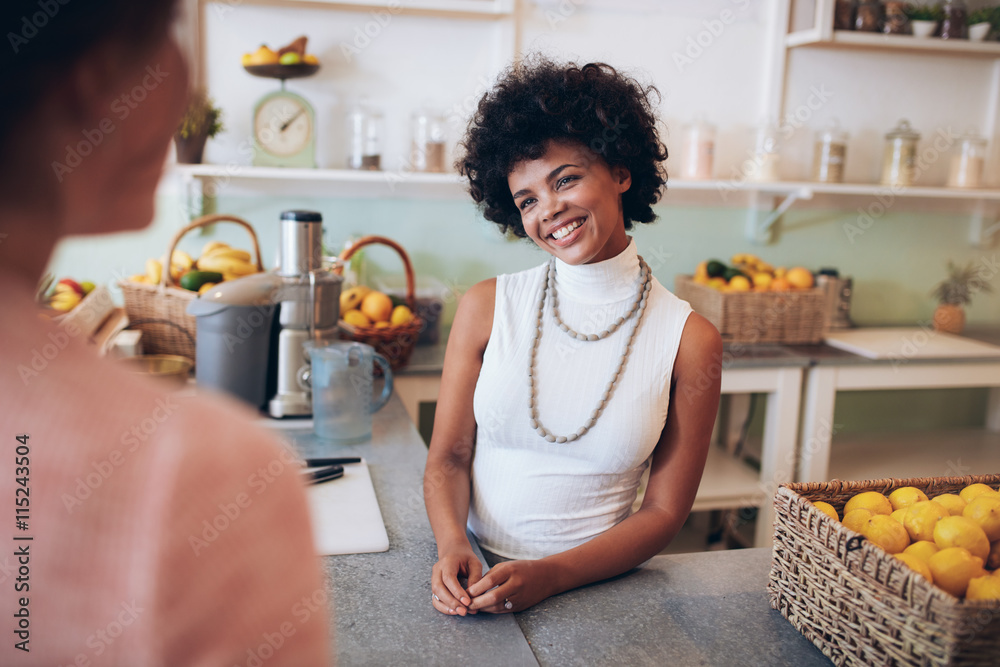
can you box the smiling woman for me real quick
[0,1,330,663]
[424,57,723,616]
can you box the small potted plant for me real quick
[931,260,992,334]
[967,6,997,41]
[905,3,944,37]
[175,90,224,164]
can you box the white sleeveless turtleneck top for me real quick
[468,240,693,560]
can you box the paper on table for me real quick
[824,328,1000,360]
[305,459,389,556]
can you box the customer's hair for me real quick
[457,56,668,238]
[0,0,179,156]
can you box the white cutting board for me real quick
[824,328,1000,360]
[305,459,389,556]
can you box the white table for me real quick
[796,339,1000,483]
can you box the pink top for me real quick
[0,278,331,666]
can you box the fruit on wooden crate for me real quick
[692,253,815,293]
[811,483,1000,600]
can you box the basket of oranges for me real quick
[769,475,1000,666]
[335,236,423,371]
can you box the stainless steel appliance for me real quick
[268,210,342,418]
[816,270,853,331]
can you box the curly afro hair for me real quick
[456,57,668,238]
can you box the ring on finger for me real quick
[433,594,440,601]
[504,598,513,610]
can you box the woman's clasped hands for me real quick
[431,546,557,615]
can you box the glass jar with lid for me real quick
[947,131,986,188]
[940,0,968,39]
[410,109,447,173]
[834,0,856,30]
[854,1,883,31]
[680,115,716,180]
[345,100,383,171]
[882,1,909,34]
[812,122,848,183]
[747,124,780,183]
[881,119,920,187]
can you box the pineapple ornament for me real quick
[931,261,993,334]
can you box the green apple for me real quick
[279,52,302,65]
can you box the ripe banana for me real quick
[145,258,162,285]
[202,241,230,256]
[197,254,258,277]
[340,285,372,312]
[50,286,82,312]
[201,247,252,263]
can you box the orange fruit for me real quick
[360,291,393,323]
[786,267,814,289]
[770,277,791,292]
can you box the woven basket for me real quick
[769,475,1000,667]
[674,275,826,344]
[335,235,423,371]
[118,214,263,360]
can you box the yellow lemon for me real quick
[707,277,727,290]
[963,495,1000,542]
[959,483,999,504]
[987,540,1000,570]
[966,572,1000,600]
[813,501,838,522]
[933,515,990,561]
[863,514,910,554]
[888,486,928,511]
[932,493,967,516]
[843,508,874,533]
[373,321,391,329]
[342,309,372,327]
[903,540,940,564]
[751,272,773,290]
[903,500,950,542]
[390,304,414,326]
[786,267,814,289]
[845,491,893,517]
[895,552,934,584]
[929,547,986,598]
[360,291,393,323]
[694,261,709,281]
[890,508,907,525]
[727,275,752,292]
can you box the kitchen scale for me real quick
[245,63,319,168]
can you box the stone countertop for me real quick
[271,398,831,666]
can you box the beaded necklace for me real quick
[527,256,652,442]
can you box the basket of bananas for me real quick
[118,214,264,360]
[335,235,423,371]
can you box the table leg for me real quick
[987,387,1000,433]
[754,367,803,547]
[798,366,838,483]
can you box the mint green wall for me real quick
[47,192,998,432]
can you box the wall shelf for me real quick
[787,28,1000,58]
